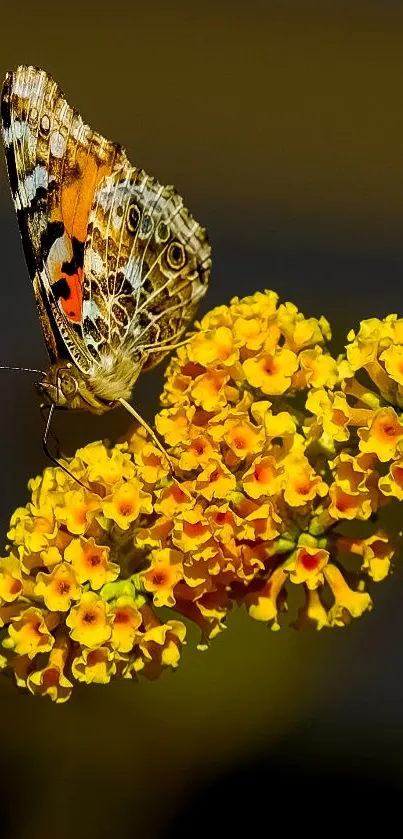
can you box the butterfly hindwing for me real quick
[1,65,129,371]
[82,167,211,369]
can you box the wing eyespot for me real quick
[166,240,187,270]
[141,213,153,236]
[156,221,170,242]
[39,114,50,136]
[127,203,140,233]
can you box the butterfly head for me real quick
[36,361,114,414]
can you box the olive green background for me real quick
[0,2,403,837]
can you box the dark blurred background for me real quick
[0,1,403,836]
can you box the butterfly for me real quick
[1,65,211,469]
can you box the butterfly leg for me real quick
[142,335,194,355]
[42,403,90,490]
[119,398,175,471]
[40,403,61,458]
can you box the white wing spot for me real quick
[40,114,50,132]
[82,299,101,320]
[50,130,66,158]
[88,249,104,276]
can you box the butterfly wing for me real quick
[1,65,129,372]
[81,166,211,399]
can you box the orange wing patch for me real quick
[58,267,84,322]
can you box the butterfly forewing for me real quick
[1,65,128,371]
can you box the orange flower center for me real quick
[335,491,357,512]
[191,439,206,455]
[152,571,168,587]
[118,502,134,517]
[254,464,273,483]
[299,550,320,571]
[114,610,130,624]
[83,610,97,624]
[184,522,207,538]
[263,356,278,375]
[87,552,101,567]
[233,435,247,450]
[294,478,310,496]
[43,668,60,689]
[172,485,187,503]
[57,580,71,595]
[382,422,398,438]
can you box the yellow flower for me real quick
[66,592,112,647]
[110,597,142,653]
[283,453,328,507]
[233,315,268,352]
[194,459,237,501]
[264,410,297,440]
[155,404,195,447]
[8,506,57,554]
[242,455,282,499]
[346,317,387,370]
[102,479,152,530]
[328,485,374,521]
[305,389,351,445]
[224,418,265,460]
[133,443,170,484]
[279,310,330,351]
[142,548,184,607]
[188,326,238,367]
[85,444,136,486]
[324,565,372,625]
[154,481,195,518]
[64,537,119,590]
[379,344,403,386]
[27,634,73,702]
[54,489,102,535]
[0,555,23,603]
[133,607,186,678]
[338,532,394,582]
[34,563,81,611]
[244,567,288,630]
[190,369,231,411]
[178,434,219,471]
[287,546,329,589]
[294,588,331,630]
[298,346,338,389]
[172,508,211,552]
[7,607,55,658]
[71,646,116,684]
[242,348,298,395]
[379,458,403,500]
[235,496,280,542]
[358,407,403,462]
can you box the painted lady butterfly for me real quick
[1,66,211,464]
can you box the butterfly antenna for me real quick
[119,398,175,471]
[0,365,46,375]
[42,403,91,491]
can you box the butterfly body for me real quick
[1,66,211,417]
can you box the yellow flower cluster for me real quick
[0,445,185,702]
[0,291,401,702]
